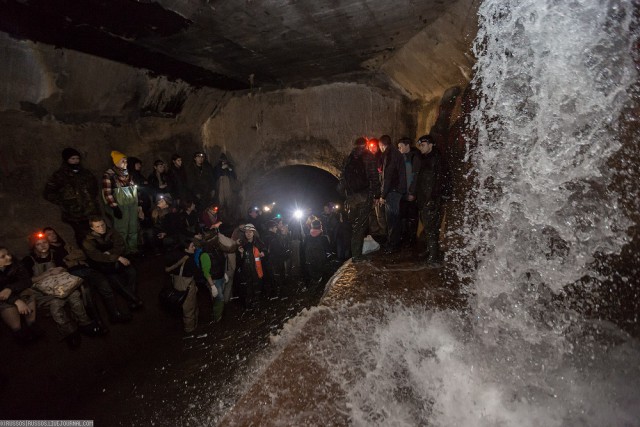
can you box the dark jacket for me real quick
[263,230,289,266]
[0,262,32,305]
[82,229,127,273]
[402,149,422,197]
[415,150,450,207]
[43,163,99,222]
[167,164,188,200]
[381,146,407,198]
[185,161,216,200]
[343,146,379,199]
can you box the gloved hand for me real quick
[112,206,123,219]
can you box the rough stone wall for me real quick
[202,83,416,205]
[0,34,226,255]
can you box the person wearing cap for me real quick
[102,150,140,255]
[43,147,100,246]
[415,134,451,268]
[236,223,266,308]
[185,151,216,211]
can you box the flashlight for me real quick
[334,204,340,210]
[263,206,271,212]
[293,209,303,220]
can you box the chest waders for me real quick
[105,184,139,254]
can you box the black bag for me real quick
[158,285,188,315]
[341,153,368,195]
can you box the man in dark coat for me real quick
[185,151,216,211]
[398,137,422,247]
[378,135,407,253]
[415,135,451,267]
[43,148,100,246]
[341,137,379,262]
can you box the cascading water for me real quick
[209,1,640,425]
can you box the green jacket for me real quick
[43,164,99,222]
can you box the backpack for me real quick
[341,153,368,195]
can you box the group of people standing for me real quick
[342,134,450,266]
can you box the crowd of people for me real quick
[342,134,450,265]
[1,133,449,344]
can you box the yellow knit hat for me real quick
[111,150,127,165]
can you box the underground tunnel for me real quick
[1,0,640,425]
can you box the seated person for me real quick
[144,194,180,254]
[23,232,106,347]
[43,227,130,324]
[83,217,143,311]
[0,246,42,344]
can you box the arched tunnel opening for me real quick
[1,0,640,424]
[245,165,343,218]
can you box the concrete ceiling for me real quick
[0,0,468,91]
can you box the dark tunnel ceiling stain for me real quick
[0,0,451,90]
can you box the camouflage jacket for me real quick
[43,164,99,222]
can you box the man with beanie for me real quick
[102,151,140,255]
[44,148,100,246]
[377,134,407,254]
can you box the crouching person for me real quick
[165,241,199,333]
[83,217,143,311]
[0,246,42,344]
[23,232,106,348]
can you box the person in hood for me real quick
[43,148,100,246]
[102,151,140,255]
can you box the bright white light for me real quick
[263,206,271,212]
[293,209,303,219]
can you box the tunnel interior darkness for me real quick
[246,165,343,218]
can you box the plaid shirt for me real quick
[102,168,134,207]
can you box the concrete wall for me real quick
[0,33,226,255]
[201,83,417,205]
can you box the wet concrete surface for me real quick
[220,249,466,426]
[0,245,463,425]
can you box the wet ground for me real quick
[0,254,326,425]
[0,244,462,425]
